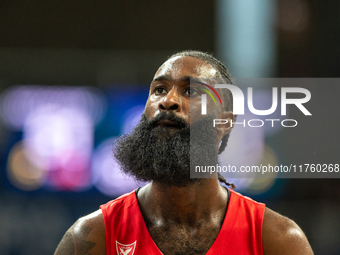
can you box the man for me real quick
[54,51,314,255]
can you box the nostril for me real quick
[159,104,166,110]
[169,105,178,110]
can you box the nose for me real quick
[158,89,181,112]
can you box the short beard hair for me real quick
[113,111,219,187]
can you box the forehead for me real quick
[153,56,218,80]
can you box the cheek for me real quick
[145,95,161,118]
[189,98,203,124]
[189,98,220,124]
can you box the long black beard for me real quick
[113,111,219,187]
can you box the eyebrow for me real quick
[152,75,193,83]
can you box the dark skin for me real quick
[54,56,314,255]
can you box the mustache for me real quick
[146,111,189,130]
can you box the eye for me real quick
[184,88,199,96]
[155,87,167,95]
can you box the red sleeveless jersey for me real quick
[100,188,265,255]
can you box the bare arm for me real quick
[54,209,106,255]
[263,208,314,255]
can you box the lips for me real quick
[157,119,180,128]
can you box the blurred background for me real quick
[0,0,339,254]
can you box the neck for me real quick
[137,179,229,226]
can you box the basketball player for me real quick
[54,51,314,255]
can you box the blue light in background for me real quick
[0,84,149,195]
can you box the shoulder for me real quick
[54,209,106,255]
[262,207,314,255]
[54,191,137,255]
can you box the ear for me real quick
[215,111,234,136]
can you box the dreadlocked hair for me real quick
[217,173,236,189]
[168,50,236,189]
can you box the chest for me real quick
[148,222,221,255]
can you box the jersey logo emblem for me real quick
[116,240,137,255]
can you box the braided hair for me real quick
[168,50,236,189]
